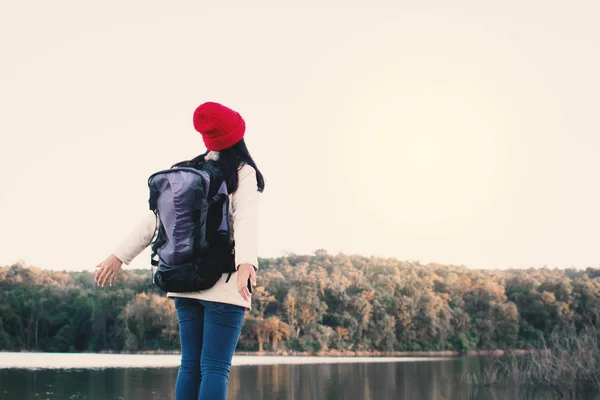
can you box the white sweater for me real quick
[112,151,260,309]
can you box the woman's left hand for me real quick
[237,264,257,301]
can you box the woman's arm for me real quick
[232,164,261,270]
[112,210,158,265]
[96,210,157,286]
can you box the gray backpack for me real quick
[148,157,235,292]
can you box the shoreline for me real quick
[0,352,454,370]
[7,349,533,357]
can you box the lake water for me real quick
[0,352,595,400]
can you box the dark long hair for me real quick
[173,139,265,194]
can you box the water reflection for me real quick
[1,358,599,400]
[227,359,597,400]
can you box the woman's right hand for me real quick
[95,254,123,287]
[237,263,257,301]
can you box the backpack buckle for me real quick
[149,188,159,210]
[210,193,227,205]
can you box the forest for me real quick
[1,250,599,354]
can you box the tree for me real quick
[252,286,277,318]
[120,293,178,351]
[266,317,290,351]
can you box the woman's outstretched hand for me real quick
[95,254,123,287]
[237,264,257,301]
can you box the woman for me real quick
[95,101,264,400]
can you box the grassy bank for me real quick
[465,326,600,395]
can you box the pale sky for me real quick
[1,0,598,272]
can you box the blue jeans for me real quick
[174,297,245,400]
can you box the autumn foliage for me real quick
[1,250,599,354]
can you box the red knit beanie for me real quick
[193,102,246,151]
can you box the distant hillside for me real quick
[1,251,599,354]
